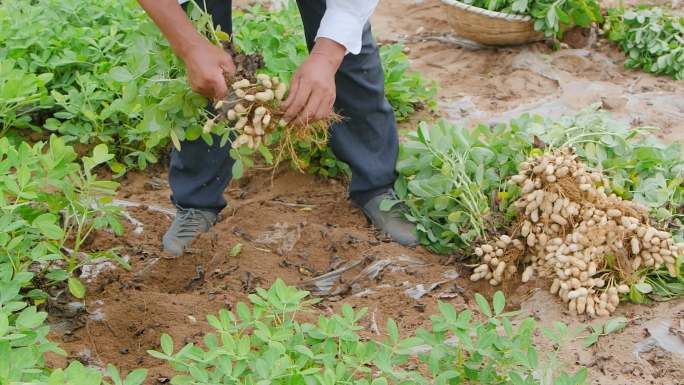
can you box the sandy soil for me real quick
[47,1,683,384]
[372,0,684,144]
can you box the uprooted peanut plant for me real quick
[201,44,337,178]
[472,148,684,316]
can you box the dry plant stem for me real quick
[272,115,339,173]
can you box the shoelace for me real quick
[176,209,207,237]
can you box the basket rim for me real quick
[440,0,534,22]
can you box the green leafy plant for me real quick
[380,43,438,122]
[418,291,589,384]
[0,60,53,137]
[148,279,383,385]
[394,119,533,253]
[530,0,602,39]
[293,143,352,178]
[623,256,684,304]
[150,280,588,385]
[457,0,603,39]
[604,6,684,80]
[0,137,145,384]
[2,252,146,385]
[0,278,64,384]
[582,317,627,347]
[232,2,308,84]
[0,136,125,299]
[0,0,209,171]
[41,362,147,385]
[1,0,435,178]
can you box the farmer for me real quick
[137,0,418,256]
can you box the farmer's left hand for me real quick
[283,38,345,125]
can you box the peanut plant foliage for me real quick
[0,0,437,178]
[150,279,588,385]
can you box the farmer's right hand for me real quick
[181,40,236,100]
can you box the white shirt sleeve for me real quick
[315,0,379,55]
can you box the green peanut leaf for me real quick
[68,277,86,299]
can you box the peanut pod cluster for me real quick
[472,148,684,317]
[204,74,288,150]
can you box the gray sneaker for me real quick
[361,191,419,247]
[162,207,218,257]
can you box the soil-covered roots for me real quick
[472,148,684,317]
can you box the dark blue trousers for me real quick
[169,0,399,212]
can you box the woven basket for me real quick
[441,0,544,46]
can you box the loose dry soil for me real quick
[48,1,684,384]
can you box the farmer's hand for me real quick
[181,40,236,100]
[283,38,345,125]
